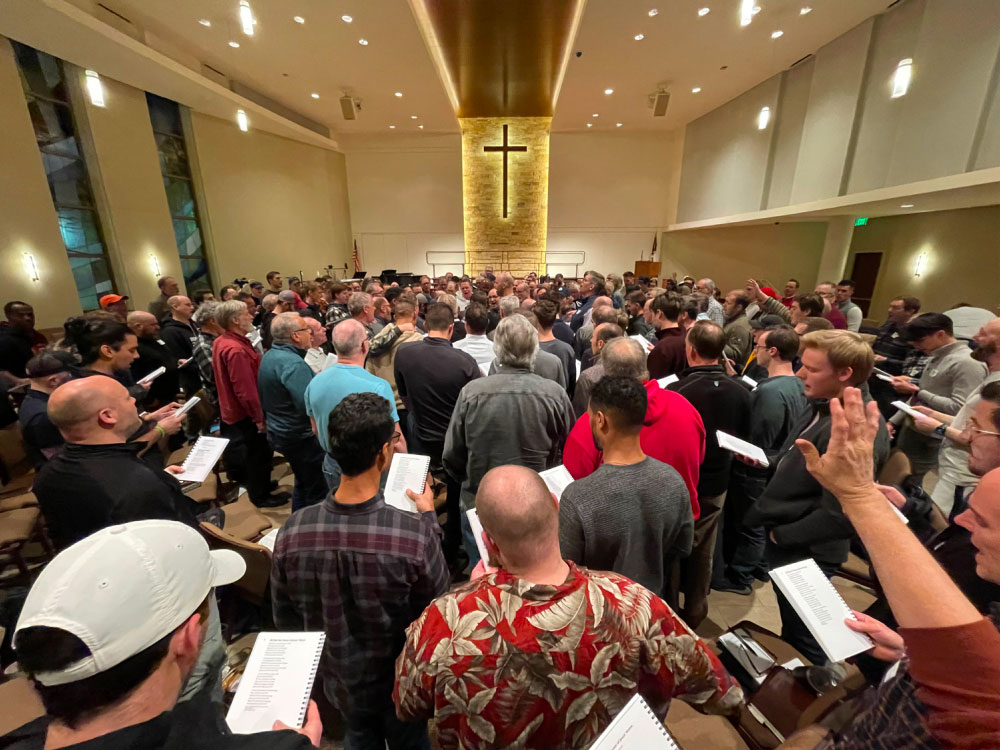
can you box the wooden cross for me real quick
[483,124,527,218]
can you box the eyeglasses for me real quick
[294,327,311,334]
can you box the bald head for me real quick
[167,295,194,322]
[126,311,159,338]
[476,465,559,568]
[48,377,141,442]
[332,318,368,359]
[601,336,649,380]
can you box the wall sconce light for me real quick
[892,58,913,98]
[84,70,105,107]
[236,109,249,132]
[149,254,161,276]
[23,252,40,282]
[913,251,927,277]
[757,106,771,130]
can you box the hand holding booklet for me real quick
[716,430,769,467]
[384,453,431,513]
[226,632,324,734]
[168,436,229,482]
[769,558,873,662]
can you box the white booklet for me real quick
[138,365,165,385]
[168,436,230,482]
[257,528,279,552]
[716,430,769,467]
[657,374,679,388]
[226,632,325,734]
[590,693,680,750]
[466,508,491,565]
[384,453,431,513]
[320,353,338,371]
[629,334,654,353]
[742,375,759,389]
[891,400,924,420]
[769,558,873,663]
[539,465,574,502]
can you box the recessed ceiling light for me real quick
[634,33,644,41]
[616,122,623,127]
[293,15,305,23]
[800,6,812,14]
[418,124,424,129]
[411,115,418,119]
[394,91,403,97]
[239,1,255,36]
[692,86,702,93]
[604,88,614,95]
[648,8,659,16]
[311,93,319,99]
[740,0,754,26]
[389,125,395,129]
[358,38,368,45]
[900,203,914,208]
[771,30,783,38]
[586,123,593,128]
[199,18,211,27]
[341,15,353,23]
[592,113,599,118]
[698,7,710,16]
[228,41,240,48]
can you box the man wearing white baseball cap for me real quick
[14,521,321,749]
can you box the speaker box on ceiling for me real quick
[340,95,357,120]
[652,91,670,117]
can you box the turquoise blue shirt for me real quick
[304,363,399,452]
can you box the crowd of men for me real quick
[0,265,998,749]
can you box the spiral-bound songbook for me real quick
[226,632,325,734]
[384,453,431,513]
[590,693,680,749]
[770,558,873,662]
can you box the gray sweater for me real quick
[559,458,694,600]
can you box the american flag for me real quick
[352,239,362,274]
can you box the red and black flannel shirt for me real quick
[270,492,449,715]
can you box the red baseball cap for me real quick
[99,294,129,308]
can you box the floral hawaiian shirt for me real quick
[394,562,742,748]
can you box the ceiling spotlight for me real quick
[634,33,644,40]
[411,115,418,119]
[771,30,783,38]
[358,38,368,45]
[341,14,353,23]
[586,123,593,128]
[592,113,599,118]
[616,122,623,127]
[604,88,614,95]
[293,15,305,23]
[311,93,320,99]
[394,91,403,97]
[757,105,771,130]
[389,125,395,129]
[228,40,240,48]
[800,6,812,14]
[698,7,710,16]
[199,18,211,26]
[900,203,915,208]
[692,86,702,93]
[418,124,424,129]
[648,8,659,16]
[740,0,754,25]
[892,58,913,98]
[236,108,248,132]
[239,1,255,36]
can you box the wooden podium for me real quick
[634,261,661,279]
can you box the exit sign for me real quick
[855,217,869,226]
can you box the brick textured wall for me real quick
[460,117,551,277]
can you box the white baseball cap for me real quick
[15,520,245,686]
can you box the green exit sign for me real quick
[855,217,869,226]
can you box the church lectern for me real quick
[634,261,661,279]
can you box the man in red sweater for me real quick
[212,300,288,508]
[563,336,705,518]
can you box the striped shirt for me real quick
[271,493,449,714]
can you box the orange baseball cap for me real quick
[99,294,129,308]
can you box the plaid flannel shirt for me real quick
[190,331,218,406]
[271,492,449,715]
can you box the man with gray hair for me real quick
[570,269,606,333]
[444,315,574,567]
[190,300,222,409]
[571,321,624,418]
[695,278,725,327]
[259,313,326,511]
[305,319,405,491]
[263,290,297,350]
[348,291,378,339]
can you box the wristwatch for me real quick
[933,423,947,437]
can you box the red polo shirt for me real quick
[563,380,706,518]
[212,330,263,425]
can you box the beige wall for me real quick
[70,66,182,309]
[846,206,1000,318]
[189,111,352,285]
[0,39,85,329]
[662,222,829,295]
